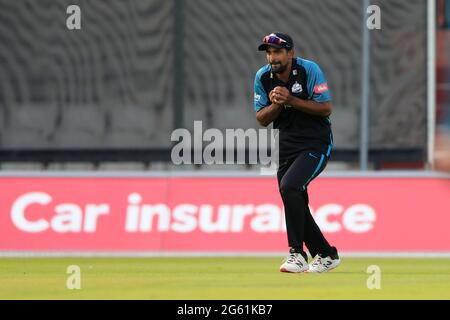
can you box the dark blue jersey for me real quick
[253,57,333,161]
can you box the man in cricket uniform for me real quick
[253,32,340,273]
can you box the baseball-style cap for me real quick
[258,32,294,51]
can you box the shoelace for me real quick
[285,254,305,266]
[286,254,298,264]
[311,256,322,267]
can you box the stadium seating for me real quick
[2,104,58,148]
[53,105,105,148]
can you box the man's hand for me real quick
[269,90,277,104]
[270,86,291,105]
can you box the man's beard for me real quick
[271,62,288,74]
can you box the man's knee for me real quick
[279,180,300,195]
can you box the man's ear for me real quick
[288,49,295,58]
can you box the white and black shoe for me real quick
[307,250,341,273]
[279,249,309,273]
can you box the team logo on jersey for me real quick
[291,82,302,94]
[254,93,261,102]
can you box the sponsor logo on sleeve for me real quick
[314,83,329,94]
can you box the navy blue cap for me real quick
[258,33,294,51]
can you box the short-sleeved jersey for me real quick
[253,57,333,161]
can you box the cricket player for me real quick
[253,33,340,273]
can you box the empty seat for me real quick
[110,105,155,135]
[8,104,57,132]
[53,106,106,148]
[60,106,105,134]
[329,107,358,149]
[104,105,157,148]
[105,131,162,148]
[53,130,105,148]
[1,104,58,148]
[2,129,53,148]
[0,107,5,131]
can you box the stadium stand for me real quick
[0,0,430,169]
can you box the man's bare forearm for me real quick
[256,103,283,127]
[288,97,332,117]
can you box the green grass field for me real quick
[1,257,449,299]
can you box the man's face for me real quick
[266,47,293,74]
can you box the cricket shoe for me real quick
[307,251,341,273]
[279,249,309,273]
